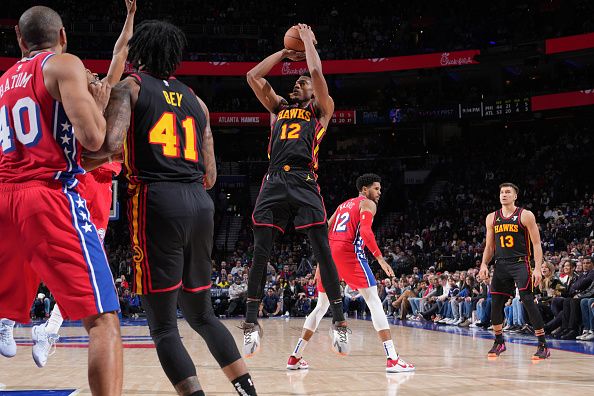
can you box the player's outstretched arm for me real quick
[521,210,543,285]
[246,49,303,113]
[327,208,338,231]
[105,0,136,87]
[479,213,495,280]
[297,24,334,120]
[197,97,217,189]
[44,53,109,151]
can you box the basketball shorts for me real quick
[77,167,115,241]
[317,240,377,293]
[128,181,213,295]
[252,168,326,233]
[0,181,119,323]
[491,257,534,297]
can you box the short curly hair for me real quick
[356,173,381,191]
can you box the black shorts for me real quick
[491,257,534,297]
[128,182,213,295]
[252,168,326,233]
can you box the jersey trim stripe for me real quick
[129,184,145,294]
[182,283,212,293]
[40,53,55,70]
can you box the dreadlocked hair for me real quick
[128,20,186,79]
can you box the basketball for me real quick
[284,26,304,51]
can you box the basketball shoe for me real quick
[487,341,506,357]
[240,322,262,358]
[532,343,550,360]
[286,355,309,370]
[31,324,59,367]
[386,355,415,373]
[0,318,16,358]
[331,323,351,355]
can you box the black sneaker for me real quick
[532,343,550,360]
[487,341,506,357]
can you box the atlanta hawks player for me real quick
[287,174,415,372]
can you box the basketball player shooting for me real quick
[242,23,350,357]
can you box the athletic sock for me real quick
[330,299,345,323]
[45,305,63,334]
[383,340,398,360]
[292,338,308,359]
[232,373,257,396]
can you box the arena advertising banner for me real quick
[545,32,594,54]
[210,111,356,126]
[531,89,594,111]
[0,50,480,75]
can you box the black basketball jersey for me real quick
[493,207,532,259]
[124,72,206,184]
[268,102,326,171]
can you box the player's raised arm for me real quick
[104,0,136,87]
[44,53,109,151]
[520,210,543,285]
[246,49,304,113]
[359,199,394,277]
[479,213,496,280]
[197,96,217,189]
[297,24,334,119]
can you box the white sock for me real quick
[45,305,63,335]
[292,338,308,358]
[383,340,398,360]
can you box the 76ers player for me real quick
[0,6,122,394]
[287,174,415,373]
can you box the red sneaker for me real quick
[286,355,309,370]
[386,356,415,373]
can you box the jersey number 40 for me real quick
[0,97,42,153]
[149,112,198,162]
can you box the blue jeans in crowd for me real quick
[580,298,594,331]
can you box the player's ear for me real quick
[59,27,67,48]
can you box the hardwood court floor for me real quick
[1,317,593,395]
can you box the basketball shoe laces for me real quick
[335,325,351,343]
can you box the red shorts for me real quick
[317,240,377,293]
[0,181,119,323]
[77,166,118,241]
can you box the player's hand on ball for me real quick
[284,49,306,61]
[296,23,317,45]
[125,0,137,14]
[378,257,394,277]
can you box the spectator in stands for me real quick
[226,277,247,317]
[259,288,281,318]
[556,257,594,339]
[30,293,50,319]
[283,277,304,317]
[230,260,243,276]
[344,284,366,317]
[119,275,129,290]
[218,273,232,289]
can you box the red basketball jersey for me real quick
[328,196,366,244]
[0,51,84,187]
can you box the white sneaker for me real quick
[581,331,594,341]
[31,324,59,367]
[0,319,16,358]
[386,355,415,373]
[240,322,261,358]
[331,324,351,355]
[445,318,455,325]
[576,330,589,340]
[452,318,463,326]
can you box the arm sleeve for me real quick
[360,210,382,258]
